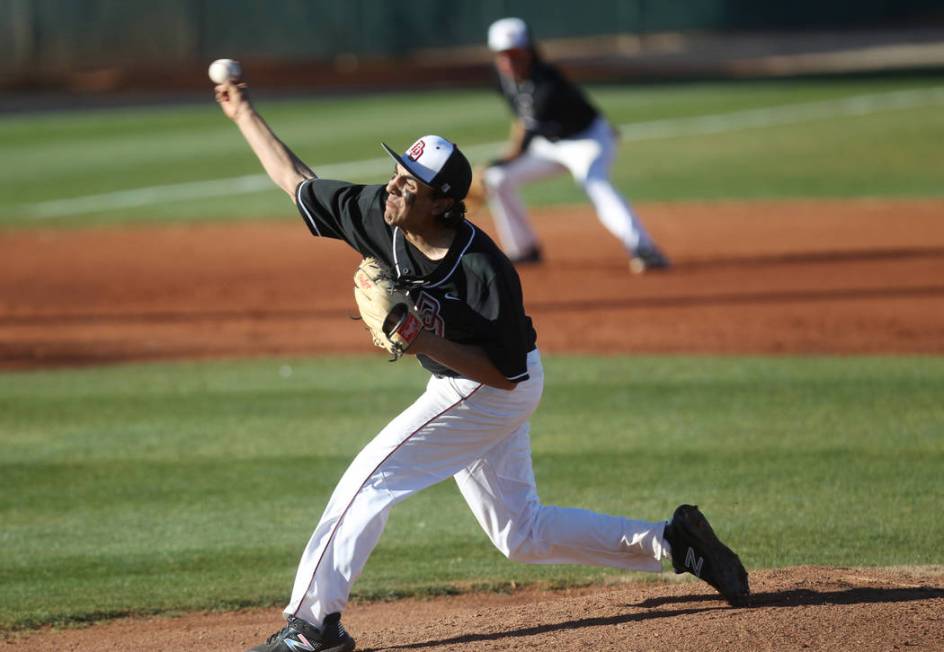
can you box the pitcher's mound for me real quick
[7,566,944,651]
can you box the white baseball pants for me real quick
[483,116,656,258]
[284,349,669,627]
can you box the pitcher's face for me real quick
[384,164,437,229]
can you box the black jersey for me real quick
[497,58,599,145]
[295,178,538,383]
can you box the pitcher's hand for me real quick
[214,81,252,122]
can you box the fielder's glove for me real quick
[353,257,422,360]
[464,164,489,216]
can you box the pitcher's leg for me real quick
[284,365,548,628]
[455,424,669,572]
[284,379,490,626]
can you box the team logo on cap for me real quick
[408,140,426,161]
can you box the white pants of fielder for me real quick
[483,116,656,259]
[285,349,670,627]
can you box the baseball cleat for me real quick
[248,613,355,652]
[509,245,543,266]
[629,244,670,274]
[663,504,750,607]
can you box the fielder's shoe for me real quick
[248,613,355,652]
[509,245,543,266]
[663,504,750,607]
[629,244,670,274]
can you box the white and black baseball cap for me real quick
[382,135,472,200]
[487,17,531,52]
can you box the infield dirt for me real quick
[3,198,944,368]
[2,198,943,649]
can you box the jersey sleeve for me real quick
[295,178,387,254]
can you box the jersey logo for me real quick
[408,139,426,160]
[415,291,445,337]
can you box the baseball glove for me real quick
[353,257,422,360]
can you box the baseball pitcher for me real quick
[213,74,747,652]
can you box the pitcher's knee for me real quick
[504,531,549,563]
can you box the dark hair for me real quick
[432,189,466,228]
[440,199,466,228]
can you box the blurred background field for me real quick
[2,0,944,635]
[3,1,944,226]
[2,77,944,228]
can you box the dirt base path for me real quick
[2,198,944,369]
[5,567,944,651]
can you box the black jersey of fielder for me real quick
[497,59,598,143]
[295,178,537,383]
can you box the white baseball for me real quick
[208,58,242,84]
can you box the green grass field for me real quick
[2,76,943,227]
[1,356,942,629]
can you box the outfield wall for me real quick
[2,0,942,75]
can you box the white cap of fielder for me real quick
[488,17,530,52]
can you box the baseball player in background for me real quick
[482,17,670,273]
[214,75,747,652]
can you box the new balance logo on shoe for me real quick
[685,546,704,577]
[664,505,750,607]
[284,634,316,652]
